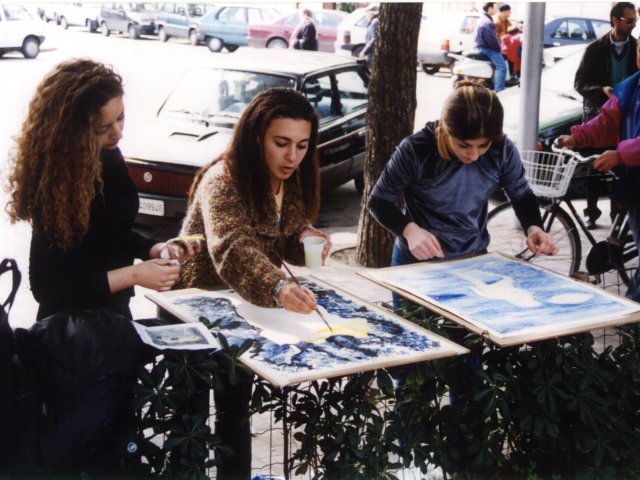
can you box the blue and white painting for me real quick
[367,253,640,345]
[148,281,467,387]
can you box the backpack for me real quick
[0,257,151,478]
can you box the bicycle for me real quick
[486,145,638,285]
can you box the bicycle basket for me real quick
[520,150,578,198]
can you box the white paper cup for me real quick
[303,236,326,270]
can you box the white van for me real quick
[333,6,376,58]
[417,10,479,74]
[0,4,45,59]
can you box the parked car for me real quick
[247,9,347,52]
[54,2,102,32]
[155,3,214,44]
[121,49,369,231]
[37,3,63,23]
[196,5,279,52]
[498,45,587,150]
[543,16,610,47]
[0,4,45,59]
[100,3,157,39]
[417,10,479,75]
[334,5,377,58]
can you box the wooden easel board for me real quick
[361,252,640,347]
[146,278,467,388]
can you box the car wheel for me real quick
[60,16,68,29]
[188,29,198,46]
[207,37,223,52]
[267,38,288,49]
[353,173,365,195]
[158,27,168,42]
[225,44,238,52]
[101,22,110,37]
[88,19,98,33]
[21,37,40,59]
[128,24,140,39]
[422,64,440,75]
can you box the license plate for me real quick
[139,198,165,217]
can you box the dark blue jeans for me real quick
[626,204,640,302]
[391,241,420,310]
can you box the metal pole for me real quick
[517,2,546,152]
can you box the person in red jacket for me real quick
[559,64,640,302]
[501,24,522,80]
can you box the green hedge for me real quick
[132,308,640,479]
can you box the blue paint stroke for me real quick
[379,255,637,336]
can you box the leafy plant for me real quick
[131,307,640,479]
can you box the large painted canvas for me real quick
[146,280,467,387]
[364,253,640,346]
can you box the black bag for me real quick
[17,308,151,477]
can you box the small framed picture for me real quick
[133,321,219,350]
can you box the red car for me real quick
[247,9,347,53]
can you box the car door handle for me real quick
[318,129,363,149]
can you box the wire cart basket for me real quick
[520,150,577,198]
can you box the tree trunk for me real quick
[355,3,423,267]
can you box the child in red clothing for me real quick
[501,25,522,79]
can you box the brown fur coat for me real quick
[177,161,316,307]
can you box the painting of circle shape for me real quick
[146,280,467,387]
[364,253,640,347]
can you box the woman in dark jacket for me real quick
[369,81,557,271]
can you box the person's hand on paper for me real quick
[402,222,444,260]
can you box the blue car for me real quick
[196,5,279,52]
[156,3,215,45]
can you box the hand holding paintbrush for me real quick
[276,256,334,332]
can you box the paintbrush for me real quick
[278,259,334,333]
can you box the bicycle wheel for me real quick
[486,201,582,277]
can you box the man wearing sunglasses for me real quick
[574,2,638,229]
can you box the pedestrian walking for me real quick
[359,8,379,68]
[290,8,318,51]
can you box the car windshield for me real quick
[159,69,296,122]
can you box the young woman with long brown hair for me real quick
[177,87,331,479]
[179,86,331,313]
[7,58,198,321]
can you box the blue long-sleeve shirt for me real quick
[475,13,501,52]
[368,121,540,258]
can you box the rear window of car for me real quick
[3,4,32,20]
[591,19,610,38]
[159,68,296,121]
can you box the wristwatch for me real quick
[272,278,289,308]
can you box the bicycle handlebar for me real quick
[551,139,619,180]
[551,140,599,163]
